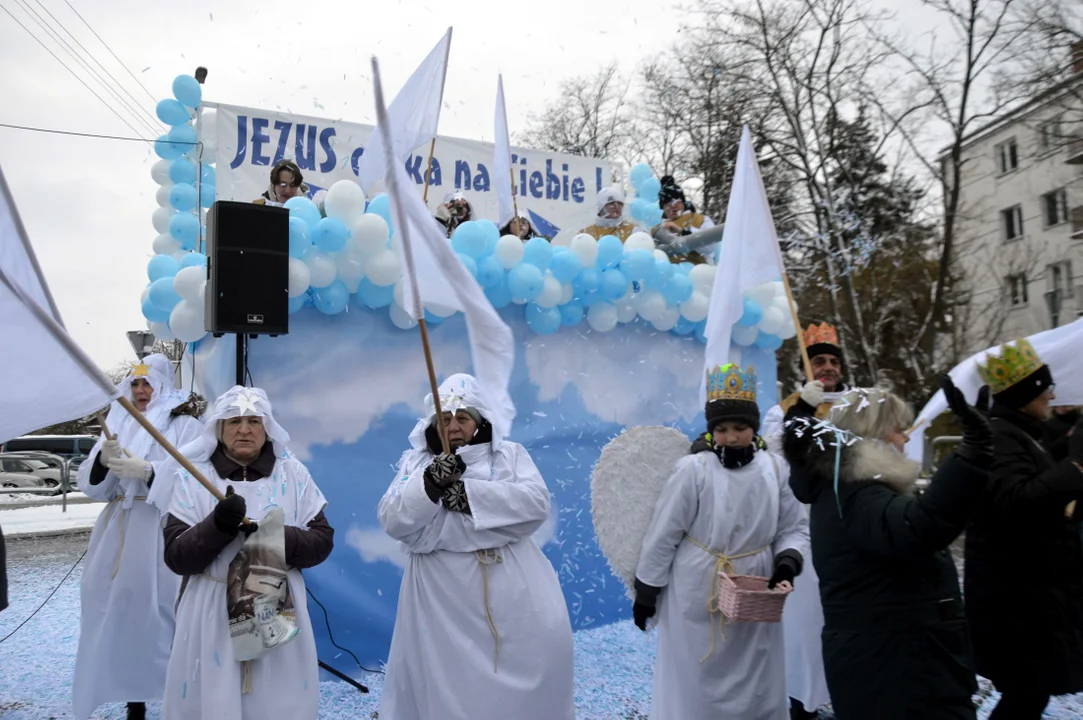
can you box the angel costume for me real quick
[635,364,810,720]
[151,386,332,720]
[72,354,204,720]
[377,374,575,720]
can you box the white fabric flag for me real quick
[355,28,452,193]
[702,126,784,400]
[905,317,1083,464]
[493,74,515,228]
[372,59,517,444]
[0,165,118,443]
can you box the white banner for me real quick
[208,103,614,238]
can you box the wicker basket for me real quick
[716,573,792,623]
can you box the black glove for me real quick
[442,479,472,515]
[423,453,467,503]
[214,486,256,536]
[768,550,802,589]
[941,375,994,468]
[633,578,662,631]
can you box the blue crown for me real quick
[706,364,757,403]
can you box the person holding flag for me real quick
[761,322,850,440]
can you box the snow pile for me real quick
[0,502,104,536]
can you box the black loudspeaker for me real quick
[205,201,289,336]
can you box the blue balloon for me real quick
[365,194,393,233]
[560,302,585,327]
[423,310,445,325]
[180,252,207,268]
[313,280,348,315]
[169,183,198,212]
[477,220,500,256]
[313,217,350,253]
[522,237,553,269]
[672,316,698,336]
[476,256,504,288]
[456,253,478,277]
[600,268,629,302]
[451,222,487,259]
[154,135,184,160]
[201,165,216,186]
[285,197,322,228]
[172,74,203,108]
[156,98,190,126]
[675,262,694,276]
[485,278,513,309]
[643,258,674,291]
[169,213,199,248]
[738,298,764,327]
[629,163,654,189]
[629,198,651,224]
[169,158,197,185]
[579,289,602,308]
[596,235,624,269]
[149,276,181,311]
[288,217,311,258]
[755,332,783,351]
[662,274,694,305]
[638,176,662,200]
[620,249,654,281]
[507,263,544,301]
[199,184,216,209]
[695,320,708,344]
[167,124,197,154]
[550,251,581,284]
[526,303,561,335]
[357,278,394,309]
[574,268,601,294]
[288,294,306,315]
[141,297,170,323]
[147,254,180,282]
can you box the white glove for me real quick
[105,455,153,482]
[800,380,825,408]
[99,439,122,465]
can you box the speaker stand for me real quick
[235,333,248,386]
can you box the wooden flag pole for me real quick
[95,411,114,441]
[421,139,437,205]
[509,168,520,233]
[779,272,813,381]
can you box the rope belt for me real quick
[102,494,148,579]
[475,548,504,673]
[683,533,769,662]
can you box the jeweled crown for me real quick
[706,364,757,403]
[803,322,839,348]
[977,338,1044,395]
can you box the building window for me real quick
[1039,117,1063,151]
[1006,273,1029,306]
[1049,260,1074,298]
[996,138,1019,174]
[1002,204,1024,240]
[1043,188,1068,227]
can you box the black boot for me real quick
[790,698,818,720]
[127,702,146,720]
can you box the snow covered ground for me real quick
[0,491,89,506]
[3,533,1083,718]
[0,502,104,537]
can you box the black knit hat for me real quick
[992,363,1054,411]
[705,398,760,433]
[659,175,694,211]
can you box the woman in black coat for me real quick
[965,343,1083,718]
[783,377,991,720]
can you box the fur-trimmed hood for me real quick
[787,429,921,503]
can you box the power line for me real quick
[0,121,161,142]
[61,0,159,106]
[0,2,150,140]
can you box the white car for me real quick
[0,467,45,489]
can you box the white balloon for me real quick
[653,249,669,263]
[335,249,367,290]
[151,159,172,186]
[152,206,176,234]
[746,282,776,308]
[587,303,619,332]
[389,302,418,329]
[615,301,638,324]
[156,184,173,207]
[558,282,575,305]
[652,305,681,332]
[732,324,759,346]
[635,290,667,323]
[153,233,182,256]
[759,306,785,335]
[287,258,310,298]
[365,248,401,286]
[393,278,406,310]
[689,264,717,294]
[729,347,743,367]
[325,180,367,225]
[535,273,563,308]
[778,319,798,340]
[427,303,457,318]
[679,292,710,322]
[169,300,206,343]
[173,266,206,303]
[303,249,337,288]
[495,235,525,269]
[352,214,390,254]
[170,250,187,262]
[148,320,175,342]
[570,233,598,268]
[770,280,786,299]
[625,232,655,253]
[198,109,217,157]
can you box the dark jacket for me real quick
[1045,408,1081,462]
[784,406,986,720]
[0,522,7,612]
[964,404,1083,695]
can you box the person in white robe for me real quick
[151,385,333,720]
[377,373,575,720]
[72,354,204,720]
[633,363,810,720]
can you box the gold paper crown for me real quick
[706,364,757,403]
[977,338,1045,395]
[803,322,839,348]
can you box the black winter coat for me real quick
[964,404,1083,695]
[784,414,986,720]
[0,521,7,612]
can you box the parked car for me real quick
[0,468,45,490]
[1,435,97,466]
[1,457,63,491]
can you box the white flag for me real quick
[0,165,118,443]
[493,74,515,228]
[355,28,452,193]
[702,126,785,399]
[371,59,517,443]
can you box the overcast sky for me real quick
[0,0,939,368]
